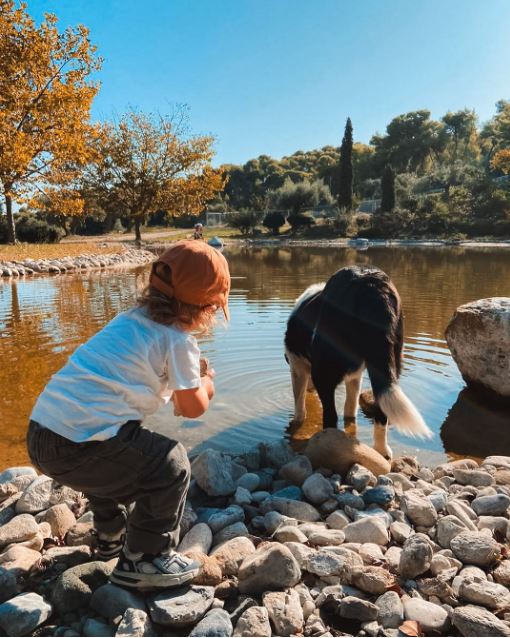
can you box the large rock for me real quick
[90,583,146,622]
[399,533,433,579]
[0,513,39,549]
[261,440,295,468]
[437,515,467,548]
[0,567,18,604]
[40,503,76,538]
[445,297,510,403]
[260,497,321,521]
[178,523,213,555]
[403,598,449,633]
[343,517,389,546]
[453,604,510,636]
[459,576,510,609]
[189,608,233,637]
[304,430,391,476]
[400,490,438,527]
[302,473,334,505]
[115,608,155,637]
[212,522,249,546]
[202,506,245,534]
[149,586,214,627]
[15,475,53,513]
[0,545,41,575]
[238,542,301,594]
[210,537,256,576]
[280,455,313,486]
[472,494,510,517]
[376,591,403,629]
[352,566,396,595]
[234,606,271,637]
[340,596,378,621]
[52,562,114,614]
[451,531,500,567]
[0,592,52,637]
[263,589,304,636]
[0,467,36,485]
[192,450,236,496]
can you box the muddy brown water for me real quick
[1,245,509,470]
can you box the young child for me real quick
[27,241,230,590]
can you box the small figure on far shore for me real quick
[193,222,204,240]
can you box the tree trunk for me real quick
[60,215,69,236]
[134,218,142,242]
[5,194,16,244]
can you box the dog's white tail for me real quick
[378,384,432,439]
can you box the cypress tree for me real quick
[338,117,353,209]
[381,164,396,212]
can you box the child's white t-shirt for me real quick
[30,307,201,442]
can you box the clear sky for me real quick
[28,0,510,166]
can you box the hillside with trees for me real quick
[220,104,510,239]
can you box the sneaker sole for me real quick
[96,549,123,561]
[109,567,200,589]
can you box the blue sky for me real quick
[28,0,510,166]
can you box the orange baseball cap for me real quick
[150,241,231,320]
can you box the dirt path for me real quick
[61,228,185,244]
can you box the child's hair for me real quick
[138,286,217,334]
[138,261,217,334]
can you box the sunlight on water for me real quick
[1,245,509,468]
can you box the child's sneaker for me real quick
[110,547,201,589]
[93,530,126,560]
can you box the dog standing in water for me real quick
[284,266,431,459]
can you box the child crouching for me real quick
[27,241,230,590]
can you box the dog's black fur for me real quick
[285,266,404,429]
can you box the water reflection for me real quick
[441,388,510,462]
[1,245,509,468]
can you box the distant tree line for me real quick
[221,104,510,238]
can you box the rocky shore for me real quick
[0,248,154,278]
[2,439,510,637]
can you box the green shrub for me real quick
[287,212,315,232]
[333,209,356,236]
[15,215,63,243]
[226,211,260,236]
[263,211,286,234]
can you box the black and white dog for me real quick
[284,266,431,459]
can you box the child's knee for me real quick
[167,441,191,483]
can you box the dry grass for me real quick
[0,242,125,262]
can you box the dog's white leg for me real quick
[344,366,363,421]
[287,350,310,426]
[373,422,393,460]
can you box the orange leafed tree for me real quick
[85,109,226,241]
[491,149,510,175]
[0,0,101,243]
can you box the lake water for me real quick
[1,244,509,470]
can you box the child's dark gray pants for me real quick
[27,420,190,554]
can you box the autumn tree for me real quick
[31,186,85,235]
[85,110,225,241]
[338,117,353,209]
[491,149,510,175]
[0,1,101,243]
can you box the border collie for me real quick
[284,266,431,459]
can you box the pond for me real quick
[1,244,509,470]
